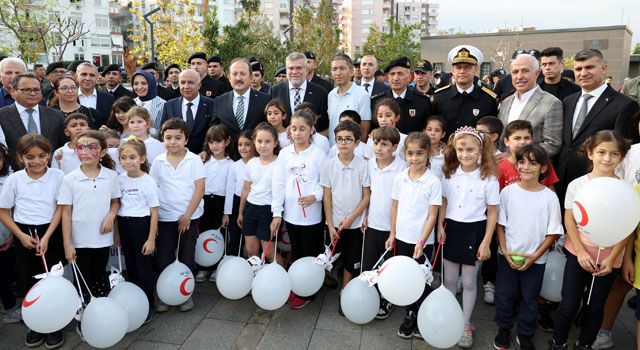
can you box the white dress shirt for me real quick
[78,88,98,109]
[15,103,41,133]
[181,94,200,122]
[507,85,539,123]
[392,89,407,99]
[360,78,376,97]
[456,85,474,94]
[571,83,608,130]
[288,80,307,113]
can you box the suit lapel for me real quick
[499,96,514,125]
[575,86,614,139]
[194,97,208,132]
[8,105,27,135]
[564,93,580,142]
[519,89,542,121]
[225,93,240,133]
[39,107,51,138]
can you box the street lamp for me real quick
[143,7,161,62]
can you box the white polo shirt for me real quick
[328,142,371,159]
[278,131,292,150]
[57,166,121,248]
[244,157,285,217]
[365,131,407,160]
[118,173,160,217]
[0,168,65,225]
[224,158,250,215]
[442,167,500,222]
[279,144,327,225]
[367,156,406,231]
[204,157,233,196]
[143,137,166,164]
[320,155,370,229]
[429,150,445,181]
[312,133,330,154]
[150,151,205,222]
[52,143,81,174]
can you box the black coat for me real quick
[160,95,215,154]
[270,81,329,132]
[432,83,499,137]
[371,88,431,134]
[200,75,225,99]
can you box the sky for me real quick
[436,0,640,52]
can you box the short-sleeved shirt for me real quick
[365,132,407,160]
[320,155,370,229]
[497,158,559,190]
[150,151,205,222]
[143,137,167,164]
[245,157,285,217]
[368,156,405,231]
[442,167,500,222]
[498,184,563,264]
[0,168,65,225]
[52,143,81,174]
[329,142,371,160]
[392,168,442,244]
[429,151,445,181]
[327,83,372,145]
[57,166,121,248]
[118,173,160,217]
[224,159,250,214]
[204,157,233,196]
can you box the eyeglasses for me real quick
[17,88,41,95]
[335,137,355,144]
[57,86,77,93]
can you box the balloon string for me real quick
[295,178,307,218]
[587,247,602,305]
[30,229,48,274]
[223,226,228,257]
[274,226,278,262]
[175,231,182,261]
[71,261,86,304]
[263,232,276,264]
[431,241,443,267]
[372,248,391,270]
[330,227,344,258]
[72,261,94,300]
[238,229,243,257]
[117,246,122,271]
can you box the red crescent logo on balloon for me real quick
[22,294,41,308]
[574,201,589,226]
[179,277,193,296]
[377,264,389,276]
[203,238,216,254]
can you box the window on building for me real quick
[362,28,369,34]
[361,9,372,14]
[74,54,85,61]
[361,0,373,5]
[480,62,492,77]
[362,18,372,24]
[433,63,443,71]
[95,15,109,29]
[94,0,102,6]
[101,55,110,66]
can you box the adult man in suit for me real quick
[103,64,136,100]
[0,57,26,108]
[211,58,270,156]
[270,52,329,133]
[556,49,640,205]
[304,51,334,93]
[356,55,389,98]
[160,69,214,154]
[498,54,563,157]
[76,62,114,127]
[188,52,225,99]
[0,73,65,170]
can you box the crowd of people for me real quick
[0,43,639,350]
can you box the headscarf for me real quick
[131,70,158,102]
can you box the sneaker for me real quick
[538,307,554,333]
[287,291,296,304]
[397,311,417,339]
[155,299,169,313]
[457,323,474,349]
[483,282,495,305]
[179,297,194,312]
[75,324,85,342]
[375,298,394,320]
[574,340,593,350]
[25,330,44,348]
[493,328,511,349]
[289,295,310,309]
[3,303,21,323]
[413,324,422,339]
[45,331,64,349]
[591,329,613,349]
[324,274,338,289]
[548,339,568,350]
[456,276,463,294]
[195,270,208,283]
[208,270,217,282]
[516,335,535,350]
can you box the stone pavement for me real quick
[0,280,636,350]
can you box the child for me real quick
[550,130,631,350]
[103,129,121,149]
[295,102,331,154]
[367,99,407,159]
[279,110,327,309]
[223,129,256,257]
[105,96,136,139]
[237,123,284,264]
[387,132,441,339]
[52,113,91,174]
[362,126,405,319]
[424,115,446,180]
[475,116,503,153]
[127,106,167,164]
[438,126,499,349]
[117,138,159,323]
[195,125,233,283]
[494,144,563,350]
[150,118,205,313]
[321,120,370,291]
[328,110,372,159]
[0,136,66,348]
[0,144,16,324]
[266,99,290,149]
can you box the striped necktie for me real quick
[235,96,245,129]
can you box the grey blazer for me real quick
[498,87,562,157]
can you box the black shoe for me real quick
[338,297,344,316]
[548,339,568,350]
[143,311,154,325]
[45,331,64,349]
[516,335,535,350]
[397,311,416,339]
[628,295,637,310]
[375,298,394,320]
[413,324,422,339]
[25,330,44,348]
[573,341,592,350]
[538,307,554,333]
[324,274,338,289]
[493,328,511,349]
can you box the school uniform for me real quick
[365,131,407,160]
[242,157,285,241]
[224,159,250,255]
[495,184,563,338]
[57,165,120,297]
[312,133,330,154]
[150,151,205,271]
[116,173,159,306]
[201,157,233,232]
[320,155,370,274]
[143,136,167,164]
[429,151,445,181]
[328,141,371,160]
[278,131,292,150]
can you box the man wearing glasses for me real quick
[42,61,66,102]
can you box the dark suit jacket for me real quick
[109,84,136,100]
[270,81,329,132]
[556,85,640,202]
[0,104,66,170]
[94,91,115,127]
[310,74,333,93]
[356,80,389,97]
[160,95,215,154]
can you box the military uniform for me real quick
[217,75,232,93]
[199,74,225,99]
[371,88,431,134]
[311,74,333,93]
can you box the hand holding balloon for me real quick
[623,254,635,285]
[178,214,191,234]
[17,232,38,249]
[384,235,394,251]
[592,255,614,277]
[64,244,76,262]
[576,249,596,273]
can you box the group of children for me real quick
[0,94,639,350]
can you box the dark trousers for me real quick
[0,248,16,309]
[226,195,243,256]
[495,254,545,337]
[117,216,155,306]
[199,195,225,232]
[552,250,616,346]
[13,223,64,293]
[481,234,498,285]
[395,239,433,315]
[75,247,110,299]
[363,228,390,271]
[156,219,199,272]
[286,221,324,261]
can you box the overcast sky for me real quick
[436,0,640,51]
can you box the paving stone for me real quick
[256,306,319,350]
[308,329,361,349]
[234,323,269,350]
[127,340,179,350]
[207,296,257,323]
[181,318,244,350]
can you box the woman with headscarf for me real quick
[131,70,165,134]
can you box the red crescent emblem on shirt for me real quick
[574,201,589,227]
[203,238,216,254]
[22,294,41,308]
[179,277,193,296]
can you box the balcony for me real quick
[109,6,127,17]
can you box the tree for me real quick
[633,43,640,55]
[202,7,220,55]
[488,36,522,69]
[357,17,420,69]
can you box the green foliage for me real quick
[202,7,220,55]
[633,43,640,55]
[356,17,421,69]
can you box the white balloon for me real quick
[81,297,129,348]
[218,255,233,269]
[216,256,254,299]
[210,229,224,242]
[540,251,567,302]
[288,257,325,297]
[377,256,425,306]
[22,276,80,333]
[340,278,379,324]
[418,286,465,349]
[156,260,194,306]
[252,263,291,310]
[195,230,225,267]
[108,281,149,332]
[573,177,640,247]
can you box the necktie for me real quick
[26,109,37,133]
[293,88,301,109]
[573,94,593,137]
[235,96,245,129]
[395,96,403,105]
[185,102,194,131]
[363,83,370,92]
[108,90,114,95]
